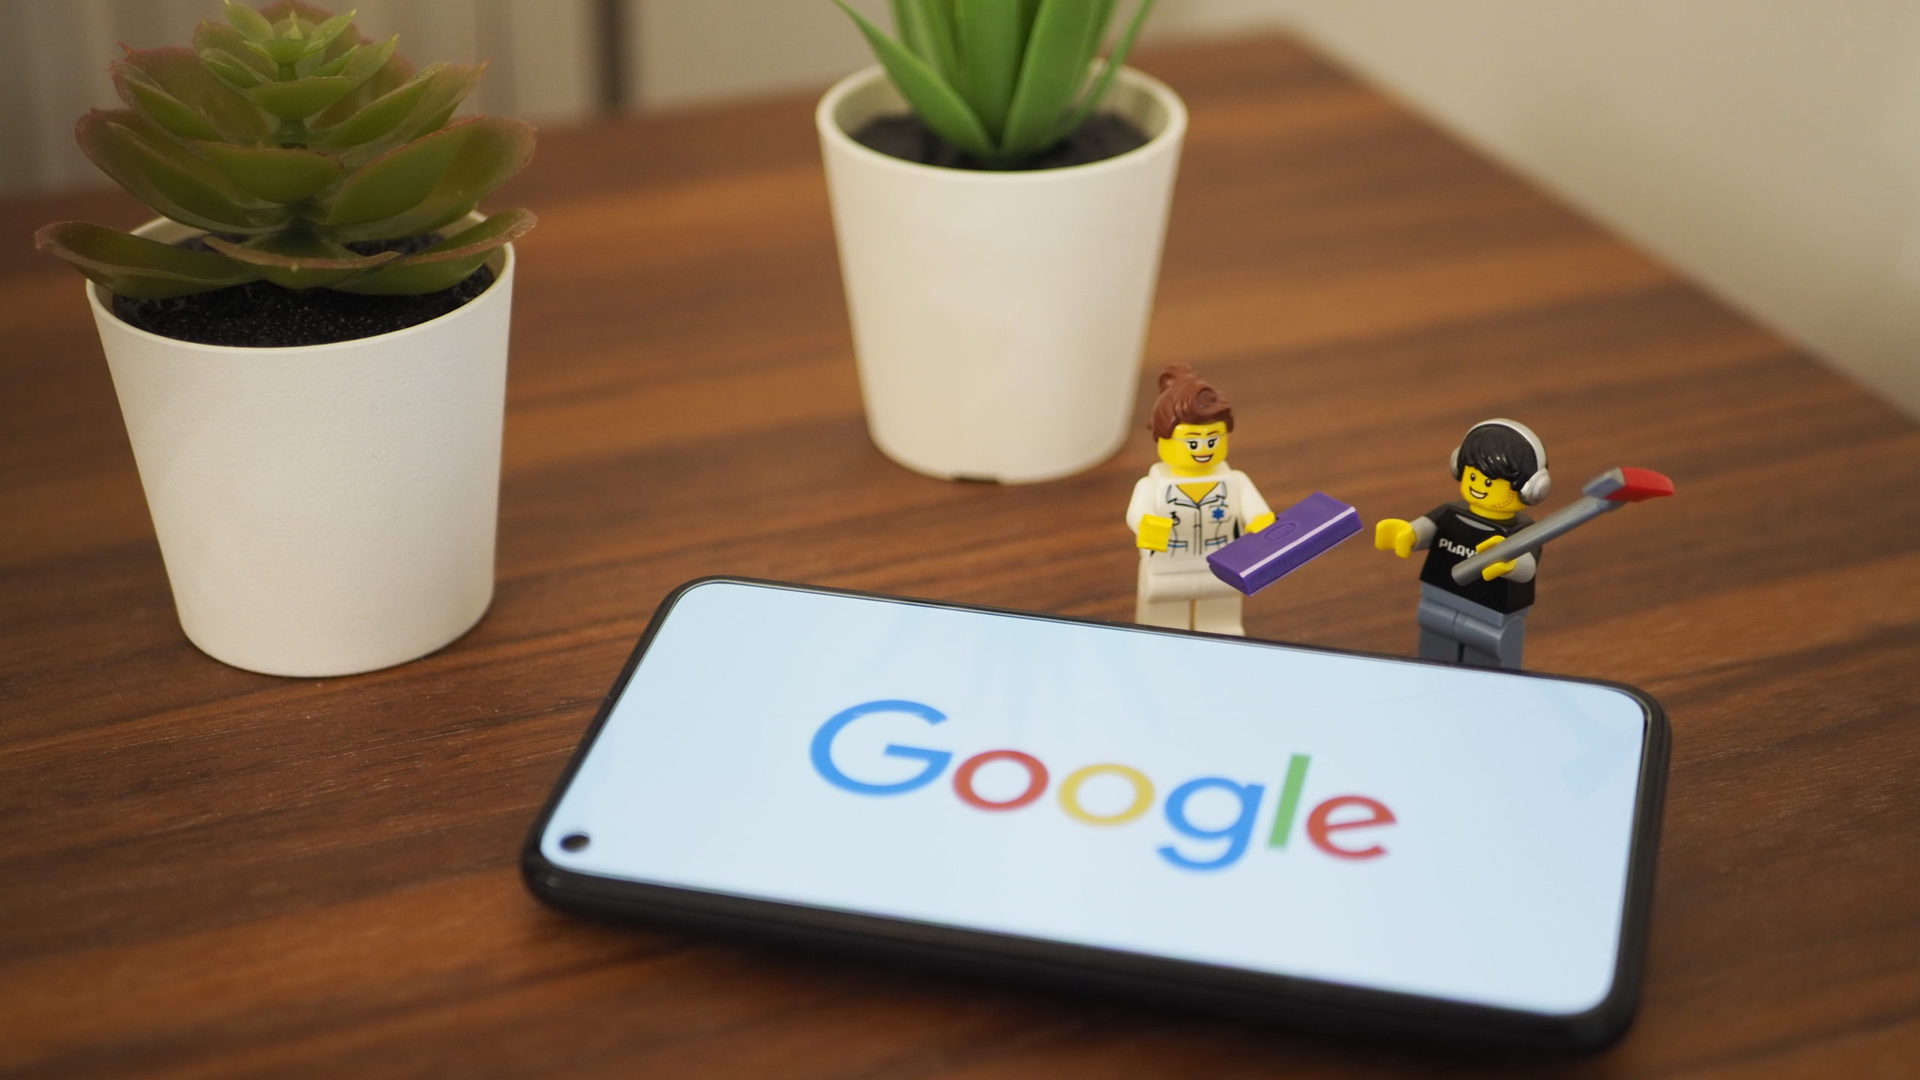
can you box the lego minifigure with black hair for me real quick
[1374,419,1551,669]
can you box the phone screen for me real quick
[535,579,1658,1020]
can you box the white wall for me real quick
[630,0,1920,416]
[626,0,1278,108]
[1271,0,1920,417]
[11,0,1915,416]
[632,0,1920,417]
[630,0,886,108]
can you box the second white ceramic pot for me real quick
[818,65,1187,484]
[87,218,515,677]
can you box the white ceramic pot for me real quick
[817,66,1186,484]
[86,218,514,677]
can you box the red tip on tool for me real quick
[1606,468,1675,502]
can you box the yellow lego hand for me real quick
[1136,515,1173,552]
[1374,518,1416,558]
[1475,535,1518,580]
[1247,511,1276,533]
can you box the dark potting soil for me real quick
[851,111,1150,171]
[110,232,495,348]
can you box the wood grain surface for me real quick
[3,35,1917,1080]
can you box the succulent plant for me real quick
[834,0,1158,166]
[35,0,534,299]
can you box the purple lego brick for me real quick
[1207,492,1361,596]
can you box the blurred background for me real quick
[5,0,1916,417]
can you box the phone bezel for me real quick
[521,576,1670,1052]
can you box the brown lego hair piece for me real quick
[1148,364,1235,440]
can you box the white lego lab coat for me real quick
[1127,462,1272,597]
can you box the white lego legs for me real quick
[1191,594,1246,636]
[1135,589,1190,631]
[1136,556,1246,635]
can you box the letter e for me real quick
[1305,796,1395,859]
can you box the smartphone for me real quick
[523,577,1667,1051]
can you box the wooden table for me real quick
[4,35,1917,1079]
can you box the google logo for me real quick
[809,699,1396,872]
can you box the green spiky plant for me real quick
[834,0,1158,166]
[34,0,534,301]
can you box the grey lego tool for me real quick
[1451,467,1675,586]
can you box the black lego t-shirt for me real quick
[1417,502,1537,614]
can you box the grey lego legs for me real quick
[1416,584,1527,669]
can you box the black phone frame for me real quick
[522,576,1671,1053]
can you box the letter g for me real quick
[810,699,952,795]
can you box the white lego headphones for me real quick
[1449,418,1551,505]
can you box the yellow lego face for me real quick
[1459,466,1524,517]
[1157,422,1229,473]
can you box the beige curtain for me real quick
[2,0,1282,195]
[1,0,600,195]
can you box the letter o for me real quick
[952,750,1049,811]
[1058,763,1155,826]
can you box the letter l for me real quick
[1267,754,1311,848]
